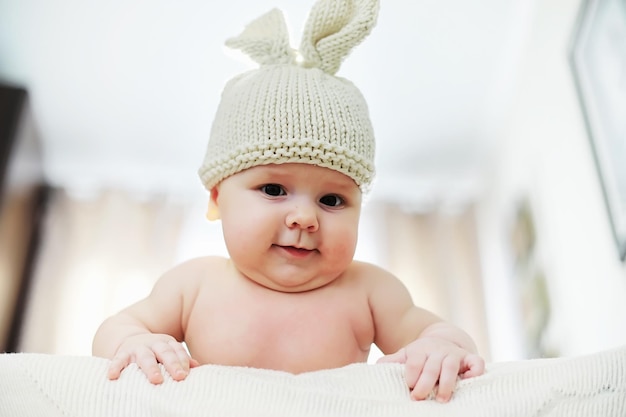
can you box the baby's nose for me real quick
[285,203,319,231]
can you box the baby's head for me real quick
[199,0,379,199]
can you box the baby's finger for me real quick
[153,341,188,381]
[411,354,442,400]
[169,340,194,376]
[376,348,407,364]
[403,351,427,391]
[460,354,485,378]
[135,346,164,384]
[107,351,131,380]
[435,355,461,402]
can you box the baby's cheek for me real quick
[328,229,358,260]
[222,222,255,255]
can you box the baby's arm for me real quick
[92,260,203,384]
[365,263,485,402]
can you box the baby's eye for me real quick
[319,194,344,207]
[260,184,286,196]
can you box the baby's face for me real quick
[214,163,362,292]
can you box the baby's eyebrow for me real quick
[322,180,360,192]
[253,166,291,178]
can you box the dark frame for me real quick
[0,84,48,351]
[570,0,626,260]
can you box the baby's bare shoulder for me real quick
[155,256,230,291]
[344,260,411,298]
[346,260,396,283]
[172,255,230,273]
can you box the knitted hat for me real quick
[198,0,379,192]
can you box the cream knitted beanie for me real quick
[198,0,379,192]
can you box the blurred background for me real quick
[1,0,626,363]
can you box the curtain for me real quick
[381,203,491,360]
[18,188,189,355]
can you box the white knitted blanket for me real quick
[1,346,625,417]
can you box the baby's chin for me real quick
[240,268,341,294]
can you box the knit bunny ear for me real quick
[299,0,379,75]
[225,8,296,66]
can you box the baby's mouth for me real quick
[274,245,316,258]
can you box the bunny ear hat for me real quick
[198,0,379,192]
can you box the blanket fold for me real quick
[1,345,626,416]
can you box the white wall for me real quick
[477,0,626,361]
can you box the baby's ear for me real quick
[206,188,221,221]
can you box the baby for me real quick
[92,0,484,402]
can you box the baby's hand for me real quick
[107,334,200,384]
[377,338,484,402]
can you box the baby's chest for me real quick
[236,300,357,341]
[185,292,373,369]
[203,296,366,342]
